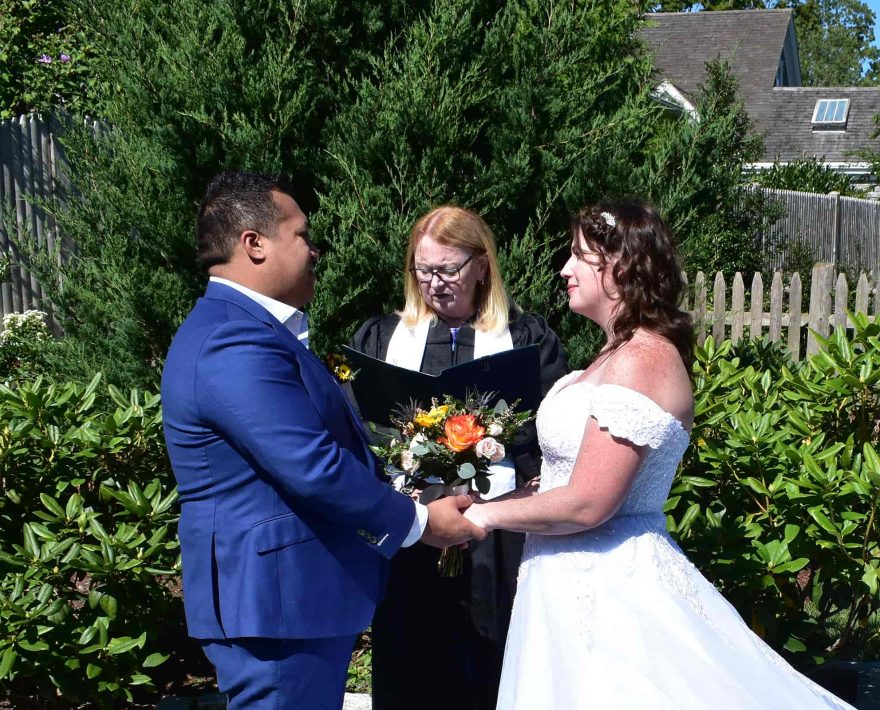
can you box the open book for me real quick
[341,344,541,426]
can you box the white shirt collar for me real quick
[209,276,309,347]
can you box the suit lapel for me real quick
[203,283,374,461]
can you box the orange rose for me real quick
[441,414,485,452]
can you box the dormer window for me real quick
[812,99,849,130]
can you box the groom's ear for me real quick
[240,229,268,263]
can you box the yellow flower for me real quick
[414,405,449,428]
[335,364,353,382]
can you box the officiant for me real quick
[350,205,567,710]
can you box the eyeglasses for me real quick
[409,254,474,283]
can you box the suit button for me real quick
[357,528,377,544]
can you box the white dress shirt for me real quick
[208,276,427,546]
[210,277,309,346]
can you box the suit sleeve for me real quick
[196,319,415,558]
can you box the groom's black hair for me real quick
[196,171,297,269]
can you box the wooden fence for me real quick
[757,188,880,272]
[683,263,878,361]
[0,114,66,317]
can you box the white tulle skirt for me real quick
[497,514,855,710]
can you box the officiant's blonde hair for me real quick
[400,206,512,333]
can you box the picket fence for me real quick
[683,263,878,361]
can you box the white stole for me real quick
[385,316,514,367]
[385,316,517,500]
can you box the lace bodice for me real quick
[536,371,691,516]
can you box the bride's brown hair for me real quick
[572,199,694,370]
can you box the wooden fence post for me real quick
[833,272,849,331]
[749,272,763,340]
[788,272,802,361]
[769,271,783,342]
[855,273,870,315]
[807,263,834,356]
[830,191,841,266]
[731,272,745,344]
[713,272,726,344]
[694,271,706,345]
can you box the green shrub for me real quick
[752,158,865,197]
[0,0,101,118]
[0,374,180,706]
[669,316,880,666]
[0,309,53,380]
[346,630,372,694]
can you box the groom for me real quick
[161,171,485,709]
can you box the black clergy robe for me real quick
[350,309,568,710]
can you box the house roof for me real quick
[640,10,880,167]
[640,10,795,108]
[758,88,878,164]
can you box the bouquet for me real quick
[371,391,533,575]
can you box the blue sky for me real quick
[869,0,880,50]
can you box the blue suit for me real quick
[161,282,415,706]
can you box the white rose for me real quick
[487,423,503,437]
[475,437,505,463]
[400,450,420,472]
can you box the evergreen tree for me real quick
[21,0,766,383]
[632,60,766,274]
[311,0,662,364]
[23,0,426,386]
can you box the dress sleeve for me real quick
[511,312,569,397]
[590,384,684,450]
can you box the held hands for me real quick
[463,499,494,532]
[461,478,540,532]
[421,495,488,549]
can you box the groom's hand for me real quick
[421,495,488,549]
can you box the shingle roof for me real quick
[640,10,880,165]
[640,10,794,107]
[759,88,879,163]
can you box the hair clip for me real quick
[600,212,616,228]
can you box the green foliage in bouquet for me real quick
[372,392,533,496]
[0,374,181,705]
[669,317,880,666]
[17,0,768,386]
[372,390,533,576]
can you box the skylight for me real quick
[812,99,849,128]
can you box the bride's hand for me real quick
[463,500,495,532]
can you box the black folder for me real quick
[341,344,541,426]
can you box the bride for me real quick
[463,200,854,709]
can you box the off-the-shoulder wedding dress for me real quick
[496,373,855,710]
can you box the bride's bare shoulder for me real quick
[600,333,693,428]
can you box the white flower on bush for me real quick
[1,309,49,346]
[487,422,503,437]
[400,450,420,472]
[475,437,505,463]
